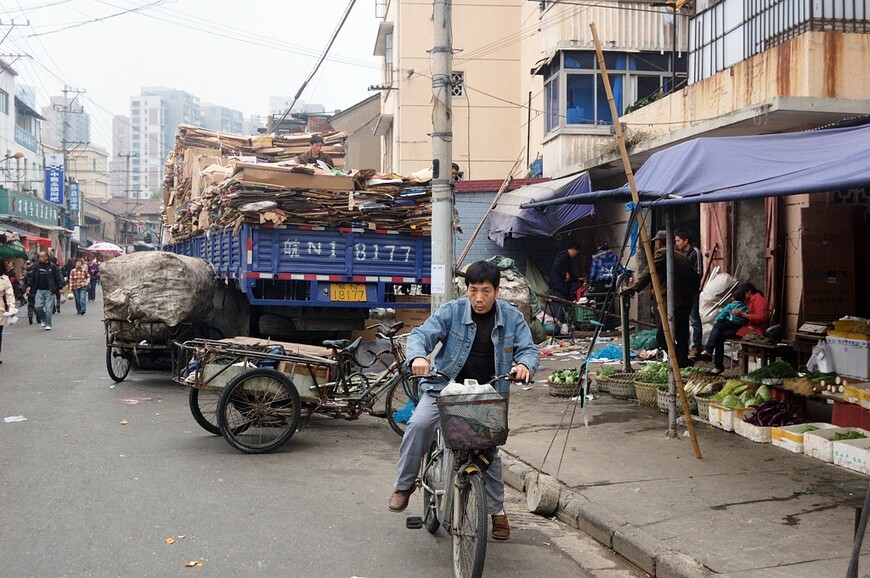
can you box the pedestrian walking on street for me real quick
[87,257,100,301]
[51,256,65,314]
[389,260,539,541]
[28,252,64,331]
[675,228,704,359]
[23,260,39,324]
[68,259,90,315]
[0,259,16,364]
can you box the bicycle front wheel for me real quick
[452,471,487,578]
[385,374,419,436]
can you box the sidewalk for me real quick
[500,343,870,578]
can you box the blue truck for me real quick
[165,223,431,339]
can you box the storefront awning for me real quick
[521,123,870,210]
[488,172,595,246]
[0,222,52,246]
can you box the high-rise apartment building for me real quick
[129,87,200,199]
[201,103,244,134]
[40,95,91,148]
[110,114,131,199]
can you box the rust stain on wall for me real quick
[823,33,843,97]
[777,41,792,96]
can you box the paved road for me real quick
[0,296,642,577]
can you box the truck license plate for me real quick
[330,283,367,302]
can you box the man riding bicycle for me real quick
[389,260,539,541]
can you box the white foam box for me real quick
[771,423,837,453]
[833,437,870,475]
[708,403,752,432]
[733,410,771,443]
[804,427,870,463]
[827,336,870,380]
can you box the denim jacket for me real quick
[405,297,539,395]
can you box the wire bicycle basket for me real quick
[437,392,509,450]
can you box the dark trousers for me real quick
[705,320,741,371]
[88,278,98,301]
[689,293,702,350]
[656,303,692,367]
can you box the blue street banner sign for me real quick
[45,153,64,206]
[69,181,79,211]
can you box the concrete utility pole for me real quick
[117,152,138,201]
[56,85,86,241]
[430,0,454,311]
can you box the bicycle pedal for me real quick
[406,516,423,529]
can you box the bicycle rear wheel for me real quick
[385,374,419,436]
[452,471,487,578]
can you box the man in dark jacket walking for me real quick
[621,231,698,367]
[26,251,64,331]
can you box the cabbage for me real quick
[757,384,771,402]
[722,394,741,408]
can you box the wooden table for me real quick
[734,340,796,374]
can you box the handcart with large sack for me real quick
[101,252,222,382]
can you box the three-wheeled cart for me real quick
[173,326,416,453]
[104,319,222,382]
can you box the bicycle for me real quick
[406,371,515,578]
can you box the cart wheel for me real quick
[385,374,419,437]
[106,338,131,383]
[189,387,221,435]
[217,368,301,454]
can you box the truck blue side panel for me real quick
[165,224,431,309]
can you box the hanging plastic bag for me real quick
[806,340,832,373]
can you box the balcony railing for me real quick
[746,0,870,55]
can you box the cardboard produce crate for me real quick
[804,427,870,463]
[771,423,837,453]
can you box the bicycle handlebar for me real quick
[409,369,526,386]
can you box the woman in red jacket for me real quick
[731,282,770,339]
[700,281,770,374]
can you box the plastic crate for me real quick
[573,306,596,323]
[437,392,508,450]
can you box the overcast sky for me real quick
[2,0,383,152]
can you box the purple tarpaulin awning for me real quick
[519,124,870,210]
[487,172,594,246]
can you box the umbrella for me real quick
[87,242,124,254]
[0,240,27,259]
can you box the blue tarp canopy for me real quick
[521,124,870,209]
[488,172,594,246]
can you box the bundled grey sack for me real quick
[102,252,214,328]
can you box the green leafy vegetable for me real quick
[832,431,867,441]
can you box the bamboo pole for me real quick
[590,22,701,459]
[454,150,524,270]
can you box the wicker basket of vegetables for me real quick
[599,372,637,400]
[548,368,583,398]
